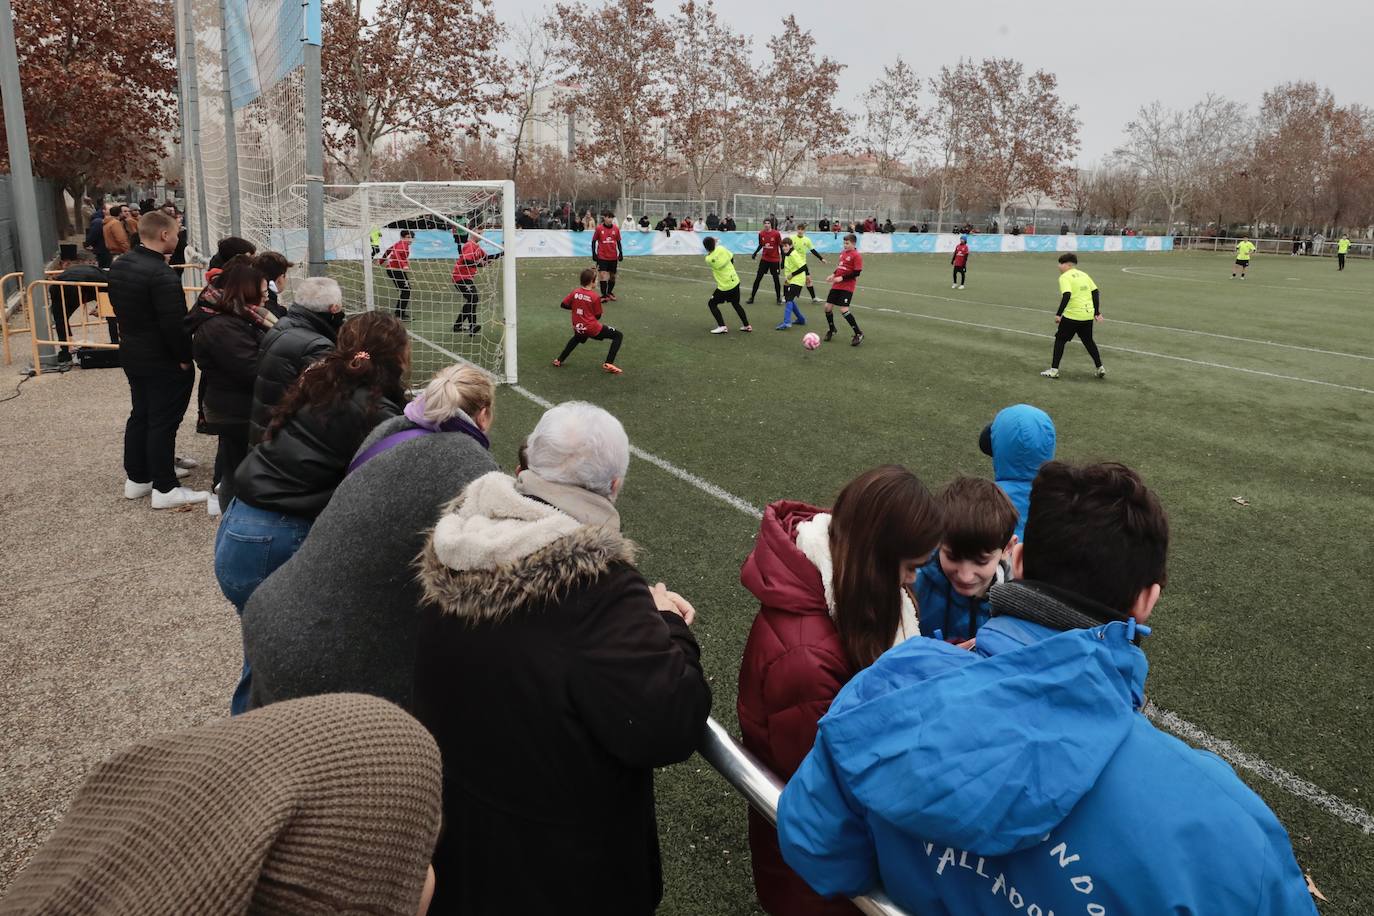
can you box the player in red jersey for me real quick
[824,233,865,346]
[378,229,413,320]
[951,234,970,289]
[591,210,624,301]
[554,267,624,374]
[747,218,784,305]
[451,226,504,334]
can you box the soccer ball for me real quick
[802,332,821,350]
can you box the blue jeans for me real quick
[214,498,313,714]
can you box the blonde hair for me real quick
[420,364,494,425]
[138,209,178,240]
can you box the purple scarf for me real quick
[346,396,489,475]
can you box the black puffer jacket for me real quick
[248,307,338,444]
[108,245,190,373]
[185,305,263,425]
[234,385,402,519]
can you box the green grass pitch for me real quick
[402,249,1374,913]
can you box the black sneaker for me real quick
[824,329,835,342]
[851,332,864,347]
[452,320,463,332]
[746,297,755,304]
[469,324,481,335]
[395,309,411,321]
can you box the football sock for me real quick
[607,279,616,295]
[808,286,817,301]
[708,302,725,326]
[734,303,750,325]
[843,311,860,333]
[599,281,608,296]
[826,312,837,331]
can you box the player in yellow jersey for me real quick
[1041,253,1105,379]
[1337,234,1350,271]
[703,236,751,334]
[1233,236,1257,279]
[790,224,826,302]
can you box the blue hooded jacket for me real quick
[777,614,1316,915]
[987,405,1055,541]
[914,555,1008,643]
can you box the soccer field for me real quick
[465,249,1372,913]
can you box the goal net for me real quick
[323,182,518,384]
[732,193,825,225]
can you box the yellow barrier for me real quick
[173,263,206,289]
[1,271,25,365]
[25,278,204,375]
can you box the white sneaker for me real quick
[206,494,221,517]
[958,285,965,289]
[124,479,152,499]
[151,486,210,509]
[951,283,958,289]
[710,326,729,334]
[1095,365,1107,379]
[1040,368,1060,379]
[174,455,199,470]
[175,466,190,480]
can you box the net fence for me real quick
[323,182,513,382]
[732,193,825,225]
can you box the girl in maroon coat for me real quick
[737,465,944,915]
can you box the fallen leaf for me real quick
[1305,872,1327,901]
[1231,496,1250,507]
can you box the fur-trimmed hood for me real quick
[418,471,636,623]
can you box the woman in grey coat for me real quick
[240,364,499,711]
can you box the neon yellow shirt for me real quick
[1235,240,1256,261]
[370,226,382,248]
[782,248,808,285]
[1058,268,1098,321]
[792,233,815,259]
[1338,238,1351,254]
[706,246,739,290]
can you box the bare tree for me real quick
[927,62,974,231]
[861,57,928,181]
[1088,167,1142,228]
[551,0,671,213]
[1061,166,1093,229]
[505,14,564,182]
[740,16,847,210]
[955,58,1080,226]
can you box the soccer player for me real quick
[951,234,970,288]
[823,233,864,346]
[1337,233,1350,270]
[790,223,824,301]
[1041,253,1105,379]
[776,237,809,330]
[747,218,783,305]
[703,236,750,334]
[452,230,503,334]
[1232,235,1256,279]
[591,211,624,300]
[554,267,624,374]
[379,229,413,320]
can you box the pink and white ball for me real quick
[802,332,821,350]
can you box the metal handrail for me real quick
[698,717,912,916]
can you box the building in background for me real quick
[521,82,585,157]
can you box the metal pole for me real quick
[359,185,375,311]
[303,41,326,276]
[0,0,54,366]
[501,179,517,384]
[218,0,242,236]
[172,0,192,219]
[182,0,212,260]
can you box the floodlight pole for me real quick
[181,0,212,259]
[303,39,325,276]
[218,0,242,236]
[0,0,54,366]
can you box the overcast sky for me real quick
[485,0,1374,164]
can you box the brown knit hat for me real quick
[2,693,442,916]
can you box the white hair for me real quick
[526,401,629,499]
[293,277,342,313]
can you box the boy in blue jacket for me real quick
[978,404,1055,541]
[915,477,1017,646]
[778,460,1315,916]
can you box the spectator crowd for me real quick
[5,214,1319,916]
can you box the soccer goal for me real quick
[323,181,518,384]
[732,193,825,226]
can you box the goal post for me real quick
[322,180,518,385]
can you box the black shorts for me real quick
[596,258,619,274]
[709,285,741,306]
[784,284,803,300]
[826,289,853,308]
[1234,258,1249,267]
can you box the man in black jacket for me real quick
[247,276,344,445]
[110,209,207,509]
[47,257,114,364]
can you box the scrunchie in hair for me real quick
[349,350,371,370]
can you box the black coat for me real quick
[108,245,191,373]
[185,306,263,425]
[248,307,339,445]
[235,385,402,519]
[415,511,712,916]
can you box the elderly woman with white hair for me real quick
[412,401,712,916]
[239,363,498,714]
[247,275,347,446]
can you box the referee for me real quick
[1041,253,1105,379]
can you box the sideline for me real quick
[1120,265,1370,296]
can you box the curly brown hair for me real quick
[266,311,411,441]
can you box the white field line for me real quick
[506,374,1374,835]
[1119,265,1371,297]
[616,266,1374,395]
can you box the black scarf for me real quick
[989,579,1130,633]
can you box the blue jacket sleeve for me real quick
[777,732,878,899]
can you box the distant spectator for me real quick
[109,209,206,509]
[706,211,720,230]
[413,401,712,915]
[1,693,442,916]
[638,214,651,231]
[738,465,943,916]
[921,221,929,233]
[882,218,895,233]
[122,206,141,248]
[186,260,273,511]
[103,204,131,256]
[85,203,111,268]
[208,236,256,273]
[679,215,694,231]
[239,360,497,712]
[161,203,189,272]
[226,312,415,713]
[248,276,345,445]
[48,255,114,364]
[978,403,1056,541]
[777,462,1316,916]
[515,207,536,230]
[818,216,830,232]
[1061,222,1070,235]
[783,214,795,232]
[723,215,737,231]
[909,223,919,232]
[253,251,292,317]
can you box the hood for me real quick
[740,500,828,615]
[990,404,1056,484]
[284,304,341,342]
[816,620,1146,856]
[183,302,220,335]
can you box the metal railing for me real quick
[698,717,912,916]
[1,270,26,364]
